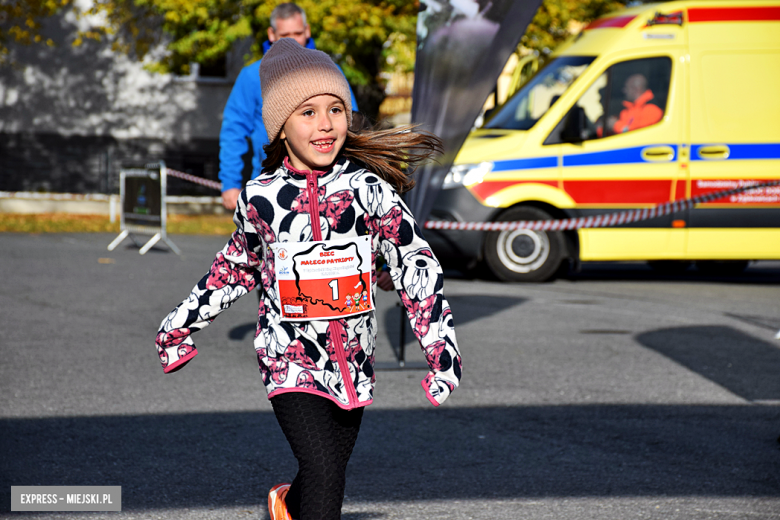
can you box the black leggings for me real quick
[270,392,364,520]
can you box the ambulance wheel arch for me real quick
[483,203,574,283]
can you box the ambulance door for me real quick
[686,13,780,259]
[548,54,686,261]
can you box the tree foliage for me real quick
[4,0,635,116]
[0,0,71,63]
[522,0,627,56]
[78,0,418,117]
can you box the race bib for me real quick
[271,235,374,321]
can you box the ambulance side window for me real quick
[570,57,672,141]
[571,72,608,141]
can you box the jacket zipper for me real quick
[306,170,358,407]
[305,171,323,241]
[328,321,360,407]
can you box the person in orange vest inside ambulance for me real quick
[606,73,663,134]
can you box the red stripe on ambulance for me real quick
[674,180,687,201]
[470,180,557,200]
[563,180,674,205]
[688,6,780,22]
[584,15,637,30]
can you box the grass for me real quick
[0,213,236,235]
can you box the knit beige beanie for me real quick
[260,38,353,143]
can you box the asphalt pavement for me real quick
[2,232,780,519]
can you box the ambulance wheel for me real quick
[696,260,749,276]
[484,206,564,283]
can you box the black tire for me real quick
[696,260,749,276]
[483,206,565,282]
[648,260,692,275]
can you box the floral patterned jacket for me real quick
[155,157,461,409]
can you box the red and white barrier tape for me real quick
[424,180,780,232]
[166,168,223,191]
[162,167,779,232]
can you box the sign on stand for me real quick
[107,161,180,255]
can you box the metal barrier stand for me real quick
[107,161,180,255]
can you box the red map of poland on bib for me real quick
[271,235,373,321]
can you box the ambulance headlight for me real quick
[442,162,493,190]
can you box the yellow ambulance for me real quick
[428,0,780,281]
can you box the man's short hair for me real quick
[270,3,308,31]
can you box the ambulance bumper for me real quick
[425,186,497,267]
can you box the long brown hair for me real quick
[262,124,443,193]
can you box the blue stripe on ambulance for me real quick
[492,156,557,172]
[563,145,678,166]
[690,143,780,160]
[491,146,678,172]
[490,143,780,173]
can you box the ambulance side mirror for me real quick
[561,106,586,143]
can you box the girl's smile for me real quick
[281,94,348,171]
[311,139,335,153]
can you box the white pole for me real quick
[109,194,118,223]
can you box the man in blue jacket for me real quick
[219,2,359,210]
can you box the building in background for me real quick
[0,3,417,198]
[0,4,247,197]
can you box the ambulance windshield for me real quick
[484,56,595,131]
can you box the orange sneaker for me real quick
[268,483,292,520]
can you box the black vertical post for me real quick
[398,302,406,367]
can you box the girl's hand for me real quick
[421,371,454,407]
[376,270,394,292]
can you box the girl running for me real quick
[155,38,462,520]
